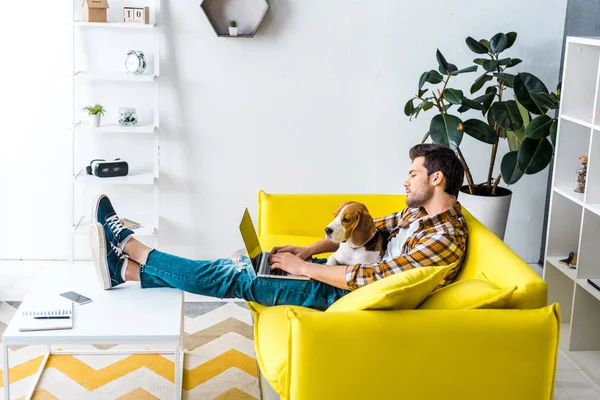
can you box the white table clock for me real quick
[125,50,147,75]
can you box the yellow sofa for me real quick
[248,191,560,400]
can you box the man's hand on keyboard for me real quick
[269,245,311,262]
[271,252,310,276]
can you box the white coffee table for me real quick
[2,264,184,400]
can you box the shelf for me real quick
[72,216,156,236]
[554,186,585,205]
[217,34,254,38]
[73,71,158,82]
[547,256,577,281]
[200,0,269,38]
[72,122,157,134]
[72,170,156,185]
[577,279,600,302]
[560,114,594,129]
[73,21,156,29]
[587,204,600,217]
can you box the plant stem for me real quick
[486,82,504,194]
[456,148,475,194]
[492,173,502,194]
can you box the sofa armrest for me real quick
[283,304,560,400]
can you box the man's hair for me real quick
[409,144,464,197]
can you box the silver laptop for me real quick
[239,208,310,280]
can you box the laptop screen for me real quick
[239,209,263,270]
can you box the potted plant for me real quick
[404,32,560,239]
[82,104,106,128]
[229,19,239,36]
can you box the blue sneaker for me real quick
[92,194,134,247]
[89,222,127,290]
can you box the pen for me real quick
[33,316,71,320]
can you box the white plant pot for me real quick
[459,185,512,241]
[229,27,238,36]
[89,114,101,127]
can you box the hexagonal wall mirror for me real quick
[200,0,270,38]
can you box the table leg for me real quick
[174,340,182,400]
[3,343,9,400]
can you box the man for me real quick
[89,144,468,311]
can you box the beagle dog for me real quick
[324,201,385,266]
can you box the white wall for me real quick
[0,0,567,262]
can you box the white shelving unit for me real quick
[544,36,600,386]
[69,1,161,262]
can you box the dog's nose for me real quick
[324,227,333,235]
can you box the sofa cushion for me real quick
[248,303,320,395]
[418,279,517,310]
[326,264,455,312]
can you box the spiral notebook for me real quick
[19,300,73,332]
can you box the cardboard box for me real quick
[82,0,109,23]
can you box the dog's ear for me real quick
[351,210,377,247]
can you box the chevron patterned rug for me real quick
[0,301,260,399]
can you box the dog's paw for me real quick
[325,255,338,266]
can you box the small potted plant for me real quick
[82,104,106,127]
[229,19,239,36]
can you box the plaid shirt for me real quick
[345,203,468,290]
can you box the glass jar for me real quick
[574,155,588,194]
[118,107,138,126]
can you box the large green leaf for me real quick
[506,32,518,49]
[493,73,515,88]
[429,114,464,150]
[436,49,450,74]
[518,137,554,174]
[508,58,522,67]
[526,115,553,138]
[498,58,512,66]
[404,99,415,116]
[457,97,484,113]
[506,127,526,152]
[549,119,558,147]
[471,73,493,94]
[479,39,491,52]
[516,100,530,127]
[419,70,444,89]
[514,73,550,115]
[530,92,560,110]
[483,60,499,72]
[490,100,524,131]
[501,151,524,184]
[466,37,489,54]
[423,101,434,111]
[490,33,508,53]
[473,58,488,65]
[463,119,497,144]
[482,87,497,114]
[444,88,464,105]
[418,88,428,98]
[451,65,478,76]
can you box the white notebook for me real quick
[19,300,74,332]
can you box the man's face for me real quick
[404,157,434,208]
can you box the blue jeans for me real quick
[138,250,350,311]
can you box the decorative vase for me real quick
[229,27,238,36]
[89,114,101,127]
[118,107,138,126]
[458,185,512,241]
[574,155,588,194]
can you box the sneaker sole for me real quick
[89,221,111,290]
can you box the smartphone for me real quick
[60,291,93,305]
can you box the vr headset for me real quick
[86,159,129,178]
